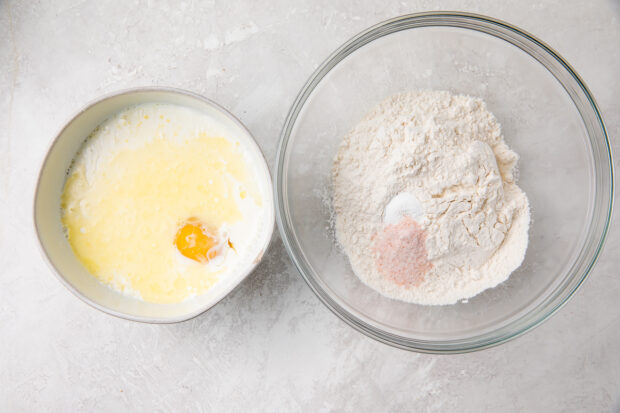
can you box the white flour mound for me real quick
[332,90,530,305]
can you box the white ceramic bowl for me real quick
[34,87,275,323]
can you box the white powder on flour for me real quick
[332,90,530,305]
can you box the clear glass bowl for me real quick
[275,12,613,353]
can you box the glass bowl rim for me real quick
[275,11,614,353]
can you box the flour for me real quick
[332,90,530,305]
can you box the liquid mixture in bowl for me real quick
[61,103,269,304]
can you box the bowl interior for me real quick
[35,89,274,322]
[279,18,611,347]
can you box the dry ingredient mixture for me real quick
[332,90,530,305]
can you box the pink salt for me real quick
[372,217,432,287]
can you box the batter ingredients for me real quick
[383,192,424,225]
[61,103,268,304]
[332,90,530,305]
[372,217,432,287]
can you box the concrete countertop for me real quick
[1,0,618,411]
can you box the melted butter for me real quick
[61,112,262,304]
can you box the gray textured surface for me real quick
[1,0,619,411]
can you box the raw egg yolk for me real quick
[174,221,218,263]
